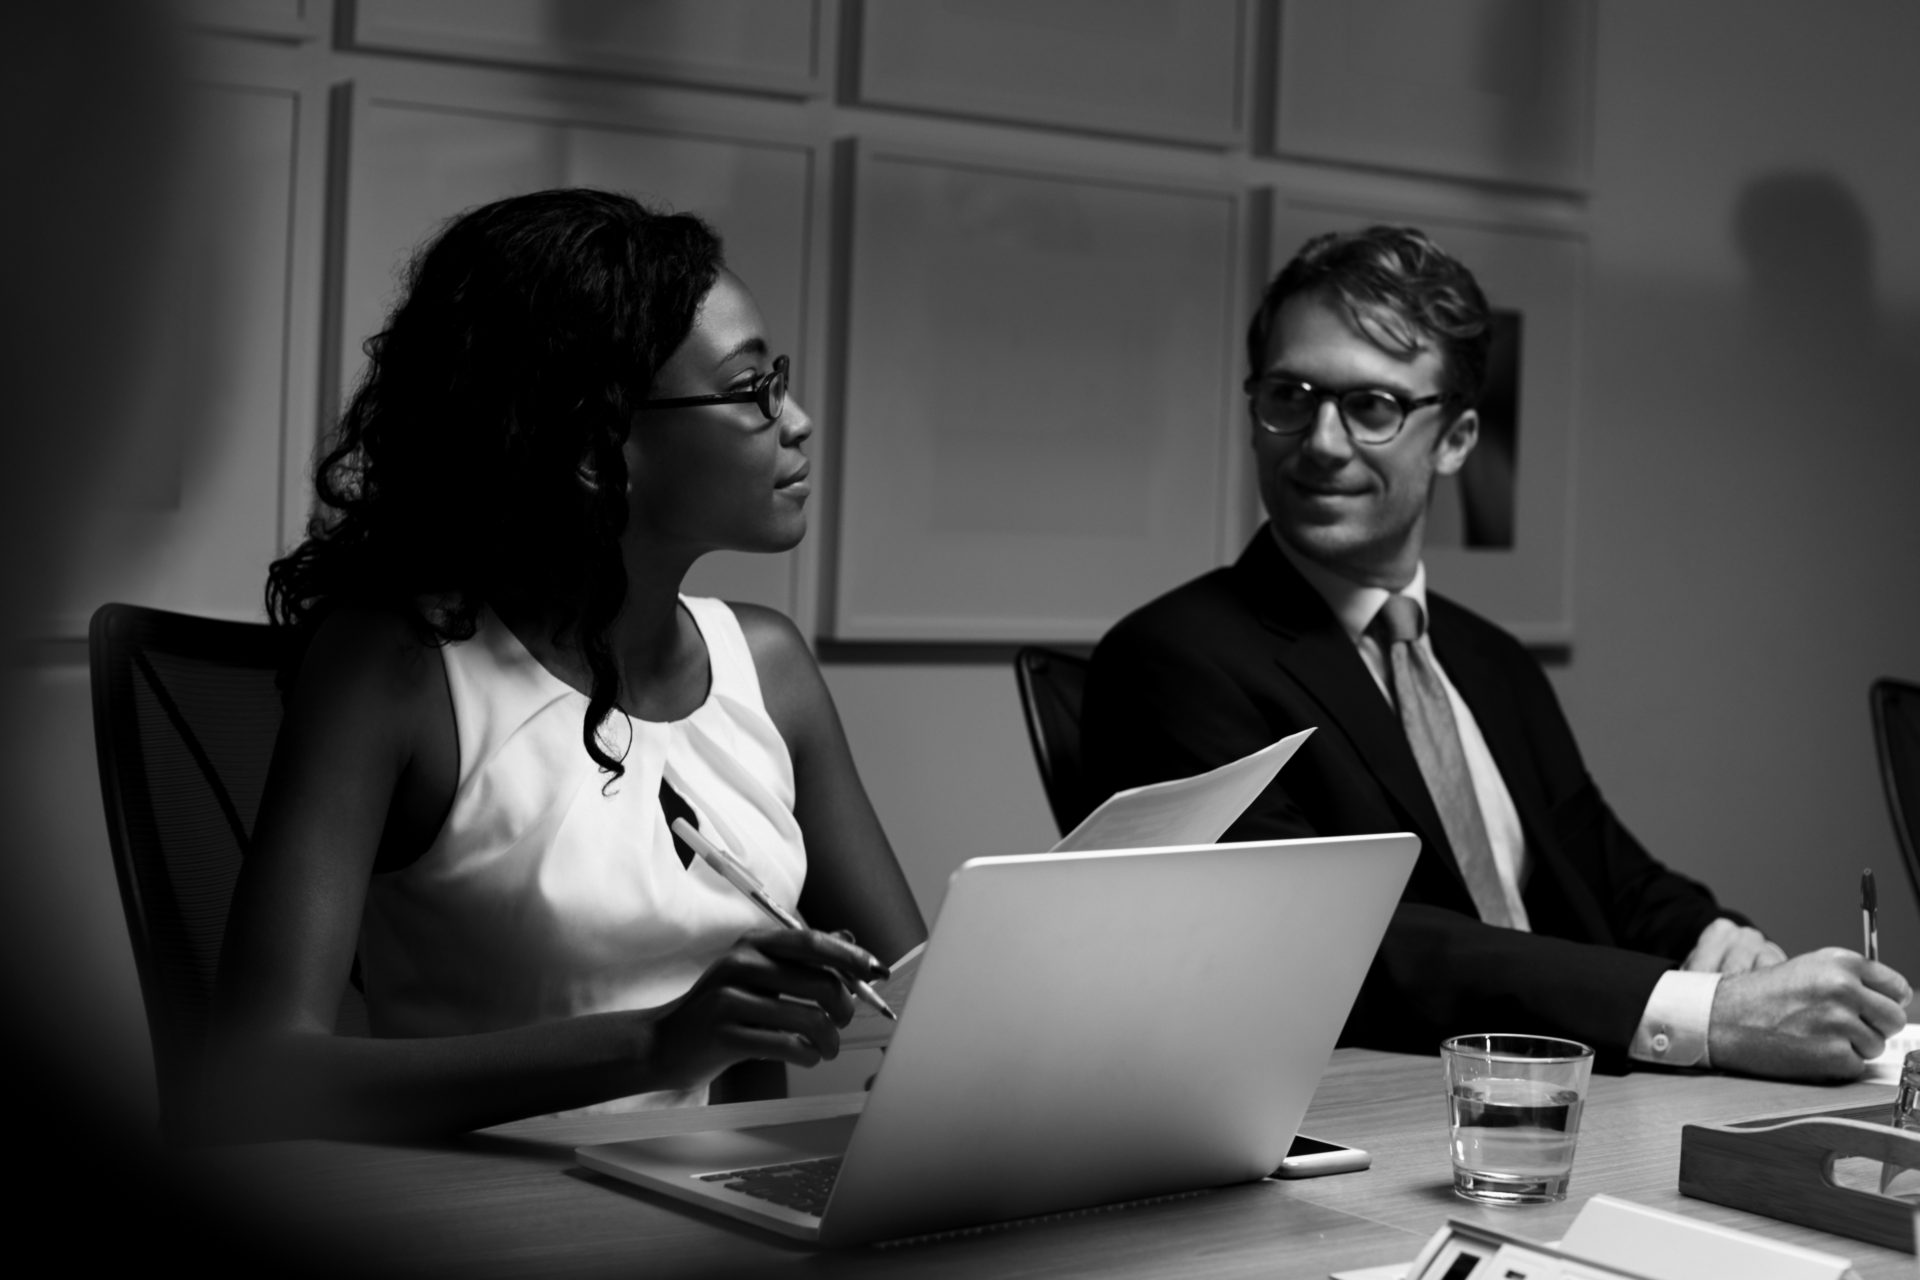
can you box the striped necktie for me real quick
[1370,595,1514,928]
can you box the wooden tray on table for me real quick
[1680,1100,1920,1252]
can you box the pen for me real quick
[1864,868,1880,963]
[671,816,897,1021]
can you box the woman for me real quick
[212,189,926,1140]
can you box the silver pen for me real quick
[671,817,896,1021]
[1864,867,1880,962]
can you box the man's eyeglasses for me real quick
[637,354,789,424]
[1243,374,1445,447]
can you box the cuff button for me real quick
[1652,1032,1671,1054]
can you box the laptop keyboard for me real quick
[700,1155,844,1217]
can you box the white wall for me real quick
[1560,1,1920,976]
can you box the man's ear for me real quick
[1433,408,1479,477]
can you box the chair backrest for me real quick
[1872,677,1920,912]
[1013,646,1096,836]
[89,602,367,1142]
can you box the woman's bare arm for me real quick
[210,607,881,1140]
[737,605,927,966]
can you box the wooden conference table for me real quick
[180,1049,1916,1278]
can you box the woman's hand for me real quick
[643,927,889,1091]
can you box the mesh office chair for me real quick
[1872,678,1920,913]
[1012,646,1097,837]
[89,603,369,1143]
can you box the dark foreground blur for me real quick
[0,6,343,1273]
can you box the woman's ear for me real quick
[574,455,604,495]
[577,427,634,495]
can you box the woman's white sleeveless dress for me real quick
[356,596,807,1112]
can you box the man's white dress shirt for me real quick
[1275,537,1718,1067]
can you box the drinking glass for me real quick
[1441,1033,1595,1205]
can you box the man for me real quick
[1082,225,1908,1078]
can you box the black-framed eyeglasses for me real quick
[637,354,789,423]
[1243,374,1446,447]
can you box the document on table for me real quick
[841,729,1314,1050]
[1866,1022,1920,1083]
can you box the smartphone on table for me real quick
[1274,1133,1371,1178]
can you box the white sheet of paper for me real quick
[840,730,1313,1050]
[1048,727,1314,854]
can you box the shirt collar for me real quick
[1269,527,1428,643]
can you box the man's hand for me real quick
[1684,917,1788,975]
[1709,947,1911,1080]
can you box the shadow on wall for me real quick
[1726,169,1911,652]
[1566,167,1920,977]
[1734,171,1876,340]
[1729,168,1920,939]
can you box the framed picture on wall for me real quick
[829,140,1256,643]
[1268,197,1584,644]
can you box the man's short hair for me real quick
[1246,225,1493,410]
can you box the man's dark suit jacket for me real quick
[1083,528,1739,1068]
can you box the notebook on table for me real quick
[575,832,1418,1247]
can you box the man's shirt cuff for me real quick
[1630,969,1721,1068]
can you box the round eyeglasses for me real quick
[1243,374,1445,447]
[637,354,789,424]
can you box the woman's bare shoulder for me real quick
[275,602,459,866]
[728,601,808,667]
[280,602,456,736]
[726,602,827,741]
[293,602,449,702]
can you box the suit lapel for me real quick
[1230,532,1458,880]
[1429,601,1615,943]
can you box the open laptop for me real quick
[575,833,1418,1247]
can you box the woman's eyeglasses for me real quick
[637,354,789,424]
[1243,374,1445,447]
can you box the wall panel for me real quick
[858,0,1250,146]
[831,143,1250,642]
[1275,0,1593,191]
[351,0,828,96]
[58,59,321,631]
[184,0,318,40]
[341,76,824,617]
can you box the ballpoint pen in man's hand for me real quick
[1864,868,1880,963]
[671,816,897,1021]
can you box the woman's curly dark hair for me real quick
[267,188,723,779]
